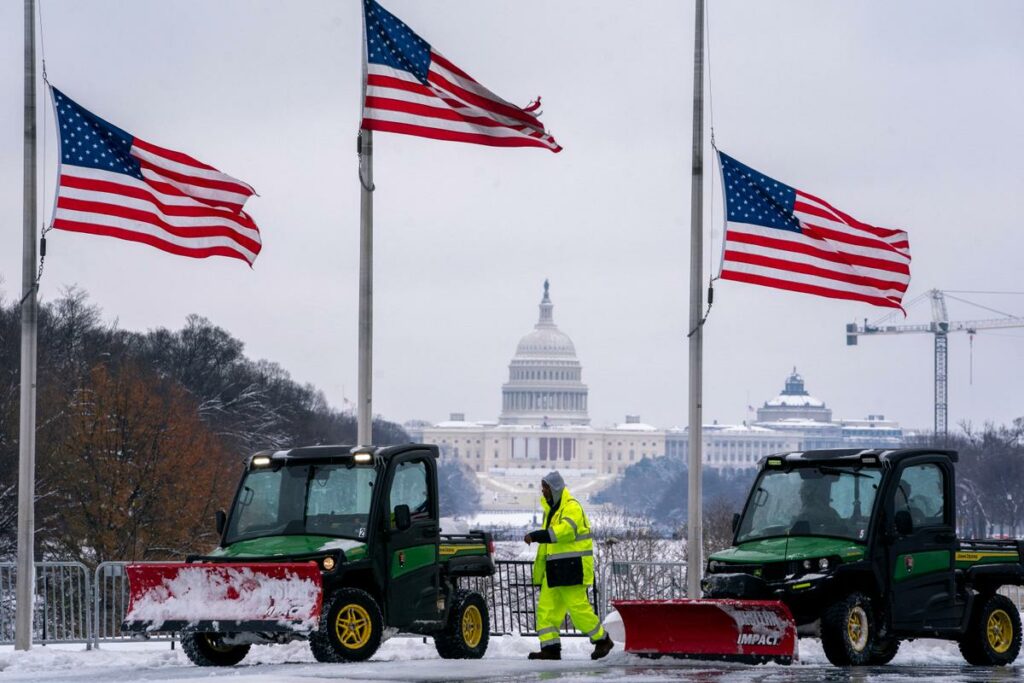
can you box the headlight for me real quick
[802,560,812,570]
[708,561,721,572]
[818,557,830,571]
[322,556,336,571]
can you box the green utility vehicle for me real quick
[172,444,494,666]
[704,448,1024,666]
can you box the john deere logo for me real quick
[904,556,914,573]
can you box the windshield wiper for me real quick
[819,465,872,479]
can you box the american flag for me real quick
[718,152,910,311]
[50,87,262,265]
[360,0,561,152]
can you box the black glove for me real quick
[526,529,550,543]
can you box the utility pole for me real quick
[16,0,39,651]
[686,0,705,601]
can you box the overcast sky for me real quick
[1,1,1022,434]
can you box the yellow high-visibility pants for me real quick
[536,580,605,648]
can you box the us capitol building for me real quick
[409,282,903,511]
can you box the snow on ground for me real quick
[0,635,1018,682]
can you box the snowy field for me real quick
[0,636,1019,682]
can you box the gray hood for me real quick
[543,470,566,503]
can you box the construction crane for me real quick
[846,289,1024,437]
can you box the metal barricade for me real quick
[93,561,176,648]
[0,556,690,647]
[602,560,688,613]
[461,560,600,637]
[0,562,92,646]
[999,584,1024,612]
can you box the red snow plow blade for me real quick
[612,599,797,664]
[122,562,323,634]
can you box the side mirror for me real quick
[894,510,914,537]
[731,513,741,533]
[215,509,226,536]
[394,504,412,532]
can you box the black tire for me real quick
[181,632,250,667]
[434,589,490,659]
[868,637,900,665]
[958,593,1022,666]
[820,592,876,666]
[309,587,384,663]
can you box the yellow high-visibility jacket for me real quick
[531,486,595,587]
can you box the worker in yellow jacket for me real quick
[524,470,613,661]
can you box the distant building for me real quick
[756,368,832,423]
[669,369,904,473]
[418,285,903,508]
[499,280,589,426]
[421,283,664,509]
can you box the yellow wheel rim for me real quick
[334,603,372,650]
[987,609,1013,654]
[461,604,483,649]
[847,606,868,652]
[202,634,234,653]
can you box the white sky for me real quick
[1,1,1022,433]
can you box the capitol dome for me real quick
[499,281,589,426]
[514,318,577,357]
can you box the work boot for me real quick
[591,634,614,660]
[528,644,561,660]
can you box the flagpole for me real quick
[357,6,374,447]
[15,0,39,651]
[686,0,705,601]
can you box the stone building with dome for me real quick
[418,282,664,509]
[665,369,904,472]
[415,283,903,509]
[499,280,589,426]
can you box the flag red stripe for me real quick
[138,175,244,214]
[720,269,904,311]
[367,73,437,98]
[799,222,911,258]
[796,190,903,240]
[136,158,251,199]
[368,74,491,118]
[793,199,904,241]
[59,174,259,231]
[725,229,910,276]
[52,218,253,264]
[430,52,477,85]
[362,118,561,150]
[366,96,530,130]
[132,138,221,174]
[723,249,909,294]
[57,196,262,254]
[429,54,545,129]
[426,71,543,131]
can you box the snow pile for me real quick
[124,565,321,630]
[0,634,1007,682]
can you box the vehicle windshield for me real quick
[736,465,882,543]
[224,463,377,544]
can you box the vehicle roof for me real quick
[762,447,957,467]
[250,443,439,462]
